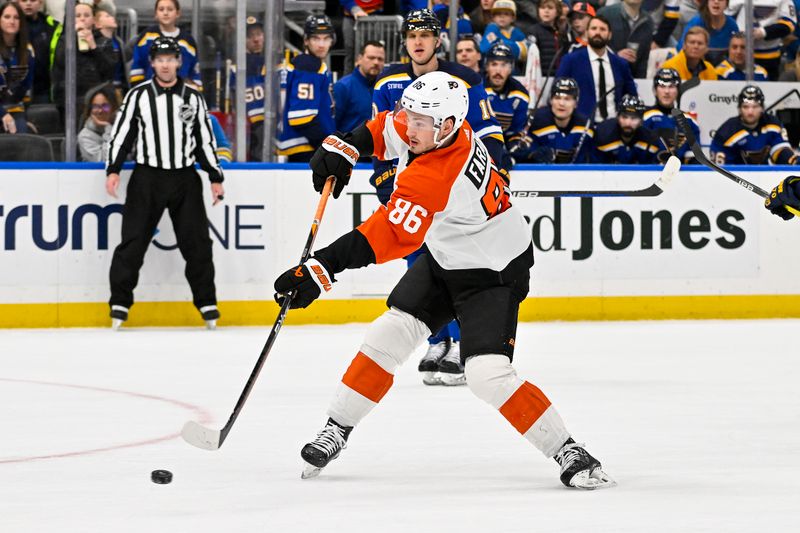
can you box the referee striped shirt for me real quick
[106,78,223,182]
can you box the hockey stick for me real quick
[672,76,700,154]
[512,155,681,197]
[670,108,800,217]
[182,177,336,451]
[765,88,800,114]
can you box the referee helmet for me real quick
[149,36,181,60]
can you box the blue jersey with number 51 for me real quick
[277,54,335,158]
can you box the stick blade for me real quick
[657,155,681,189]
[181,420,222,451]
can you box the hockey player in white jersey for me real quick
[273,72,615,490]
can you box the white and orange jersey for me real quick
[356,110,531,272]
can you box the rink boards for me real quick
[0,163,799,327]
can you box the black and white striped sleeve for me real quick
[106,86,140,175]
[192,91,224,183]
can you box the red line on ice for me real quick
[0,377,213,465]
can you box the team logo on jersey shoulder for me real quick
[179,103,197,124]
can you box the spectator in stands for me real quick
[469,0,494,35]
[660,26,717,79]
[52,1,117,119]
[18,0,58,104]
[208,114,232,163]
[0,1,33,133]
[455,34,481,73]
[528,0,569,76]
[594,94,659,163]
[0,75,14,133]
[93,2,125,95]
[711,85,798,165]
[334,40,385,134]
[277,14,335,162]
[520,77,594,163]
[567,2,596,52]
[480,0,528,63]
[727,0,796,80]
[484,42,529,165]
[339,0,383,76]
[77,82,117,161]
[599,0,654,79]
[676,0,737,65]
[129,0,201,88]
[432,0,474,47]
[643,67,700,163]
[784,0,800,63]
[556,15,638,122]
[650,0,681,49]
[779,47,800,81]
[715,32,769,80]
[235,15,265,161]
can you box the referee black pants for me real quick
[109,165,217,310]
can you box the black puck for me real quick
[151,469,173,484]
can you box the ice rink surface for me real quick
[2,319,799,533]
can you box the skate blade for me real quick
[301,461,323,479]
[569,467,617,490]
[439,373,466,386]
[111,318,124,331]
[421,372,443,386]
[205,320,217,330]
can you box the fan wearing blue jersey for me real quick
[520,78,594,164]
[370,9,505,386]
[715,32,769,81]
[129,0,202,88]
[230,16,267,160]
[710,85,798,166]
[594,95,659,164]
[484,42,529,166]
[277,14,336,162]
[642,68,700,164]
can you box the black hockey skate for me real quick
[110,305,128,331]
[418,339,450,385]
[199,305,220,330]
[437,341,465,386]
[554,439,616,490]
[301,418,353,479]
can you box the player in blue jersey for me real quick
[710,85,798,166]
[371,9,505,203]
[129,0,202,88]
[277,14,336,162]
[520,78,594,164]
[594,95,659,164]
[484,42,529,165]
[642,68,700,164]
[370,9,504,386]
[230,16,267,160]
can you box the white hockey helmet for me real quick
[398,71,469,148]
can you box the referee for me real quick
[105,36,225,330]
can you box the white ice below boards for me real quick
[1,320,799,532]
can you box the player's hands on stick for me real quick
[310,134,359,199]
[274,258,335,309]
[765,176,800,220]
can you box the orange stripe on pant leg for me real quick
[498,381,552,434]
[341,352,394,403]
